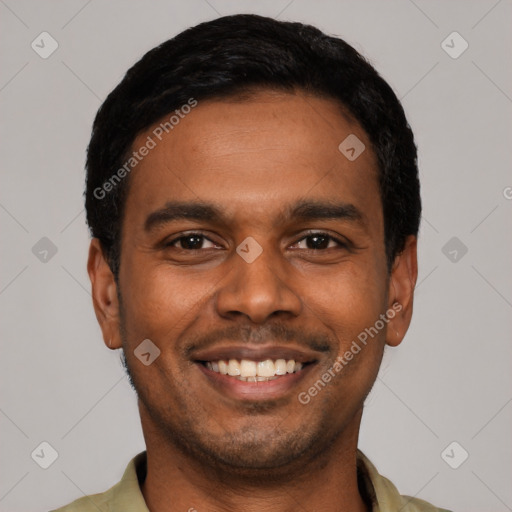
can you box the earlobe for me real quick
[386,235,418,347]
[87,239,122,350]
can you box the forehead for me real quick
[123,90,381,230]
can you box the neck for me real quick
[139,407,369,512]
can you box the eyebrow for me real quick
[144,199,364,233]
[290,200,363,223]
[144,202,223,232]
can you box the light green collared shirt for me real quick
[52,450,452,512]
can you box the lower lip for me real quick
[196,362,315,401]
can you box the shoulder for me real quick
[50,452,148,512]
[395,493,453,512]
[376,470,451,511]
[50,488,113,512]
[357,449,453,512]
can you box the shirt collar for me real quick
[110,452,149,511]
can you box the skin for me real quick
[88,90,418,512]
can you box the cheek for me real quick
[307,264,387,407]
[304,257,388,342]
[119,258,211,343]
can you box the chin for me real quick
[176,424,325,477]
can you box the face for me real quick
[89,90,417,476]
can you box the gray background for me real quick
[1,1,511,511]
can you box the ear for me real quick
[386,235,418,347]
[87,238,122,350]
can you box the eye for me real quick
[292,232,346,250]
[166,233,220,250]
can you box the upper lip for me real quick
[191,344,319,364]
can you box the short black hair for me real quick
[85,13,420,279]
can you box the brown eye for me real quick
[293,233,345,250]
[305,234,330,249]
[167,234,218,250]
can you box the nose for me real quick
[215,240,302,324]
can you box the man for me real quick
[54,14,451,512]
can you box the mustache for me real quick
[183,323,333,357]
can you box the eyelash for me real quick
[165,231,348,251]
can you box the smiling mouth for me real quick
[198,358,312,382]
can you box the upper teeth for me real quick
[206,359,303,379]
